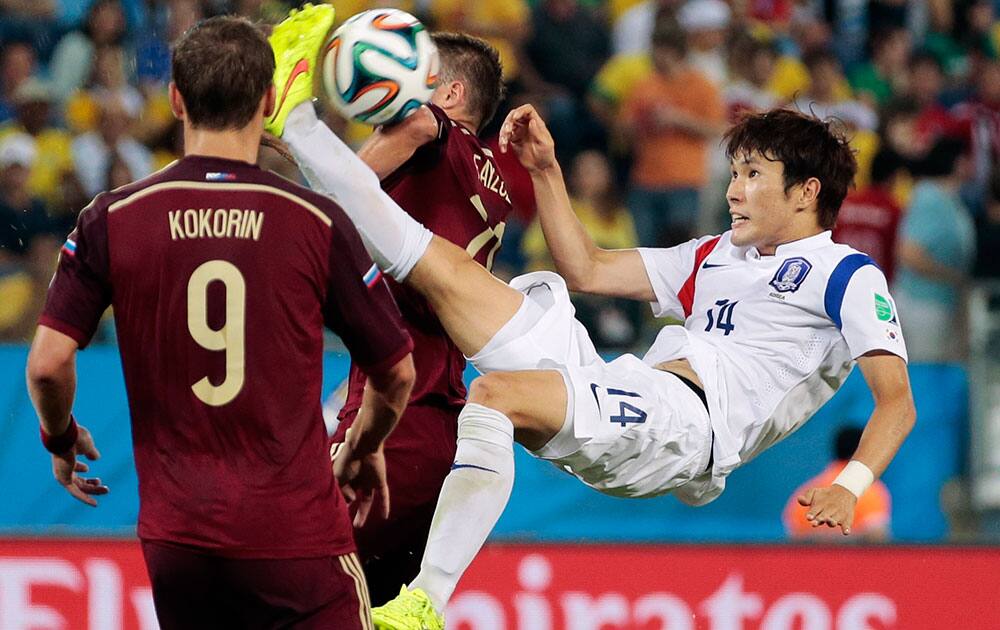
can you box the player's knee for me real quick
[468,374,507,408]
[468,374,520,420]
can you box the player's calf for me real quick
[409,400,515,610]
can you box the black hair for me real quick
[724,108,858,229]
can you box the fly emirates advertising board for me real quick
[0,541,996,629]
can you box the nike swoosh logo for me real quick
[451,463,499,474]
[702,262,728,269]
[590,383,601,413]
[270,58,310,123]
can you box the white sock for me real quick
[410,403,515,610]
[282,103,432,281]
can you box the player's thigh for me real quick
[470,271,600,374]
[408,236,524,356]
[469,370,568,451]
[142,542,228,630]
[226,554,372,630]
[288,554,373,630]
[541,355,713,498]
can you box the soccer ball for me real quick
[321,9,439,126]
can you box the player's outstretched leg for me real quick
[269,4,525,356]
[374,370,567,629]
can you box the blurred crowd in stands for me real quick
[2,0,999,360]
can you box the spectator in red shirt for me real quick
[833,150,904,282]
[951,59,1000,199]
[910,51,962,145]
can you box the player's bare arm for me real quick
[500,104,655,301]
[357,106,440,180]
[334,353,415,526]
[26,326,108,507]
[798,351,915,534]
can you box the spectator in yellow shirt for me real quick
[429,0,529,83]
[522,150,638,270]
[0,79,73,209]
[522,150,643,348]
[0,133,55,341]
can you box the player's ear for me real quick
[795,176,821,210]
[168,82,186,121]
[262,84,276,119]
[441,80,464,108]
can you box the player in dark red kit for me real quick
[25,14,415,630]
[328,32,512,605]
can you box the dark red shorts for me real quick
[142,542,372,629]
[334,402,458,604]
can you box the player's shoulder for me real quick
[430,104,490,157]
[815,241,886,282]
[707,231,733,250]
[255,168,331,207]
[415,104,448,143]
[80,160,184,220]
[815,240,893,326]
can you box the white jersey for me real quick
[639,231,907,501]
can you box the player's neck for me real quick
[756,226,826,256]
[182,125,261,165]
[441,105,478,135]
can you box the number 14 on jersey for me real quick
[705,299,738,336]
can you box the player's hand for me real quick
[51,424,108,507]
[499,104,557,173]
[797,485,857,535]
[333,437,390,528]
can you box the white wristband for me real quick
[832,460,874,499]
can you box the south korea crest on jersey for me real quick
[769,257,812,293]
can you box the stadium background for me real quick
[2,0,1000,628]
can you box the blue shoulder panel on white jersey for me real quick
[823,253,877,329]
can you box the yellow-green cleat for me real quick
[265,2,335,137]
[372,586,445,630]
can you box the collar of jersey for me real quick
[747,230,833,259]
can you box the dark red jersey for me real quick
[833,185,903,282]
[485,135,537,223]
[41,155,413,559]
[341,105,513,414]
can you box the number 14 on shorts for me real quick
[591,383,648,427]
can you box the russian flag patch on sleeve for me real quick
[363,263,382,288]
[60,238,77,257]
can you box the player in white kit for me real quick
[266,9,915,627]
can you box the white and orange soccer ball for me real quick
[321,9,439,125]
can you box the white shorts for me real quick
[469,272,713,499]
